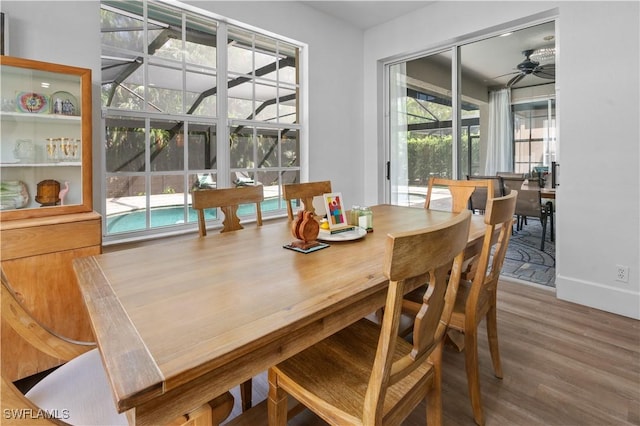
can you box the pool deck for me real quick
[106,185,283,215]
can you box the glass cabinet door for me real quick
[0,56,92,219]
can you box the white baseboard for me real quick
[556,274,640,320]
[499,275,556,292]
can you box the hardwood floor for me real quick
[223,279,640,425]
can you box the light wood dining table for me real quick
[73,204,490,425]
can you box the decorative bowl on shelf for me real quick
[16,92,49,114]
[13,139,35,163]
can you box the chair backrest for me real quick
[513,187,543,218]
[282,181,332,220]
[192,185,264,236]
[1,269,96,425]
[465,191,518,316]
[364,210,472,417]
[425,177,494,213]
[501,176,542,217]
[467,175,504,212]
[501,176,525,195]
[1,269,94,369]
[496,171,526,179]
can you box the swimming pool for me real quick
[106,198,289,234]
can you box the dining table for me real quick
[539,187,556,200]
[72,204,490,425]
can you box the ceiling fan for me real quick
[502,49,556,87]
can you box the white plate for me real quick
[317,227,367,242]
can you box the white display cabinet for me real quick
[0,56,92,220]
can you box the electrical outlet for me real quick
[616,265,629,283]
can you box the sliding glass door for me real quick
[388,52,453,206]
[386,20,556,205]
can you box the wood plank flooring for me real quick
[222,279,640,425]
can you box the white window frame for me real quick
[101,0,308,244]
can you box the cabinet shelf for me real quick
[1,111,81,122]
[0,161,81,167]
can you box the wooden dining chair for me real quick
[191,185,265,412]
[282,180,331,220]
[1,268,222,426]
[407,191,518,425]
[192,185,264,237]
[448,190,517,425]
[268,210,472,426]
[425,176,494,213]
[422,177,495,282]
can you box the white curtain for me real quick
[485,88,513,175]
[389,62,408,205]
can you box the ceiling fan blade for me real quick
[507,73,525,87]
[491,70,519,79]
[533,64,556,79]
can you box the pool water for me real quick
[106,198,289,234]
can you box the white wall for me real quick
[3,0,638,319]
[185,1,365,207]
[363,1,640,319]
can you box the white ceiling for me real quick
[301,1,555,89]
[300,1,435,30]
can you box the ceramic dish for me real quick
[16,92,49,113]
[50,91,79,116]
[317,227,367,242]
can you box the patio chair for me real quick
[466,175,505,214]
[496,171,526,179]
[503,177,553,250]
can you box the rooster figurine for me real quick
[58,181,70,205]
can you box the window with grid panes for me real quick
[101,0,304,240]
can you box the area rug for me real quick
[500,218,556,287]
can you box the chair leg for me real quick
[540,215,547,251]
[268,369,288,426]
[486,295,503,379]
[426,343,443,426]
[547,202,555,242]
[464,324,485,426]
[240,379,252,411]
